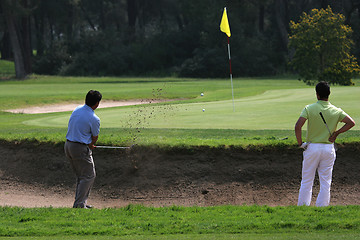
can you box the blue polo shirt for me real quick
[66,105,100,144]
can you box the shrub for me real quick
[289,7,360,85]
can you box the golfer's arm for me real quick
[295,117,307,146]
[89,135,98,148]
[332,116,355,137]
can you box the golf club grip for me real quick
[319,112,327,124]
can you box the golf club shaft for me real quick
[319,112,332,136]
[95,145,131,149]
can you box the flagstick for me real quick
[220,7,234,112]
[227,36,235,112]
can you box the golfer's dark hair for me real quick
[85,90,102,107]
[316,81,330,99]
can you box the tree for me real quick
[3,0,358,78]
[1,0,34,79]
[1,0,27,79]
[274,0,290,51]
[289,7,360,85]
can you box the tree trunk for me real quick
[341,0,357,25]
[259,5,265,33]
[99,0,105,30]
[176,14,184,31]
[320,0,329,9]
[66,2,74,45]
[33,12,45,56]
[1,0,27,79]
[1,31,12,60]
[21,0,32,74]
[127,0,137,40]
[79,2,97,31]
[274,0,289,50]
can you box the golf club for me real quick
[319,112,338,151]
[319,112,332,136]
[95,144,135,149]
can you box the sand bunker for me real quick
[1,142,360,208]
[5,100,168,114]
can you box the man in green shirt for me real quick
[295,81,355,207]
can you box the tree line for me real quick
[1,0,360,79]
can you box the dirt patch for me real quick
[4,99,171,114]
[0,141,359,208]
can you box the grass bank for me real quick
[1,233,360,240]
[1,205,359,237]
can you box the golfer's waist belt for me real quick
[66,139,87,145]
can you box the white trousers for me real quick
[298,143,336,207]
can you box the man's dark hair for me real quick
[85,90,102,106]
[316,81,330,99]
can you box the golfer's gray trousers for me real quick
[64,140,96,208]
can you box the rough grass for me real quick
[0,59,15,77]
[2,234,360,240]
[0,205,359,237]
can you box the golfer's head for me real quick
[316,81,330,100]
[86,90,102,108]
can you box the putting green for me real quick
[23,87,360,130]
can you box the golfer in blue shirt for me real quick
[65,90,102,208]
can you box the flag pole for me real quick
[227,36,235,112]
[220,7,235,112]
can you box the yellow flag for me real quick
[220,7,231,37]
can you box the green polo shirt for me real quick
[300,100,347,144]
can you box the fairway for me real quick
[23,87,360,130]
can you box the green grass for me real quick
[22,87,360,130]
[0,75,359,147]
[0,205,360,238]
[2,234,360,240]
[0,75,310,110]
[0,59,15,77]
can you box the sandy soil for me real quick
[4,100,169,114]
[0,141,359,208]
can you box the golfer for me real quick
[64,90,102,208]
[295,81,355,207]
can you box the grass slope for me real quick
[1,233,360,240]
[0,205,359,237]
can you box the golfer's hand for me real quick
[328,132,338,143]
[88,144,95,150]
[299,142,309,150]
